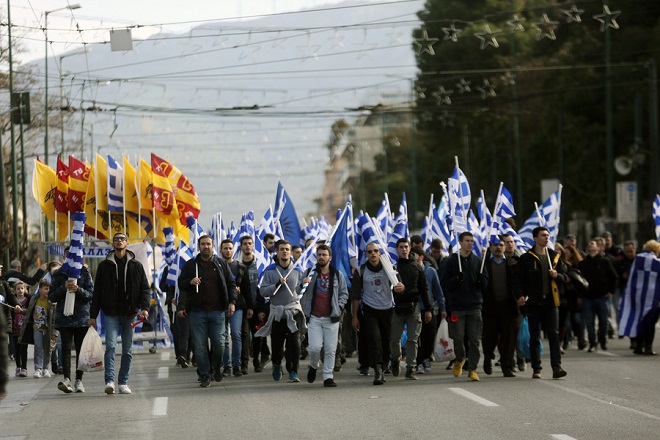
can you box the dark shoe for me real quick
[272,364,282,381]
[358,366,370,376]
[232,367,243,377]
[391,360,400,377]
[333,365,342,372]
[578,341,587,350]
[261,355,271,367]
[532,369,542,379]
[307,366,317,383]
[222,367,231,377]
[254,360,263,373]
[213,368,224,383]
[552,367,567,379]
[503,370,516,378]
[587,345,597,353]
[300,348,308,360]
[200,377,211,388]
[634,348,645,355]
[241,366,249,375]
[517,358,526,372]
[373,365,384,385]
[483,358,492,375]
[494,359,501,367]
[446,360,455,370]
[177,355,189,369]
[323,378,337,387]
[645,348,658,356]
[600,342,608,351]
[405,366,417,380]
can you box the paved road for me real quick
[1,335,659,440]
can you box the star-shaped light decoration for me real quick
[442,23,462,42]
[562,5,585,23]
[532,13,560,41]
[474,24,501,50]
[298,30,322,62]
[386,26,404,45]
[330,30,345,49]
[414,28,439,55]
[500,71,516,86]
[506,14,526,32]
[593,5,621,32]
[432,86,454,105]
[354,29,378,60]
[456,78,471,94]
[415,85,427,99]
[476,79,496,99]
[438,110,455,128]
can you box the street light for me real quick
[44,4,81,166]
[60,47,91,154]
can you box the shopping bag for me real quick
[79,326,104,372]
[517,316,543,359]
[433,319,456,362]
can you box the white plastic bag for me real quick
[433,319,456,362]
[79,326,104,372]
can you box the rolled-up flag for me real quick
[61,212,86,316]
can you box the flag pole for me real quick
[136,156,142,239]
[441,180,461,273]
[480,183,503,273]
[94,157,99,238]
[454,156,467,221]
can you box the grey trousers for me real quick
[448,309,482,372]
[390,304,422,369]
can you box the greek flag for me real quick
[489,185,516,245]
[167,242,194,291]
[468,210,483,257]
[501,222,527,252]
[477,191,492,248]
[210,212,227,249]
[386,200,410,264]
[376,194,393,241]
[233,211,256,258]
[619,251,660,338]
[317,216,333,241]
[448,166,471,216]
[185,217,206,255]
[653,195,660,241]
[107,155,124,213]
[518,212,540,251]
[257,206,277,242]
[254,231,275,286]
[301,217,319,244]
[356,214,391,266]
[61,212,86,279]
[163,227,176,266]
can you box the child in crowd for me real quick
[19,279,55,378]
[11,281,29,377]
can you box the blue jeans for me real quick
[190,310,226,379]
[582,297,609,346]
[223,309,243,368]
[104,315,135,385]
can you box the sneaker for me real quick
[272,364,282,381]
[452,360,464,378]
[233,367,243,377]
[261,355,271,367]
[20,368,28,377]
[416,364,425,374]
[333,365,342,372]
[58,378,74,393]
[222,367,231,377]
[373,365,385,385]
[15,368,20,377]
[241,366,249,375]
[105,382,115,394]
[33,369,43,378]
[307,366,317,383]
[503,370,516,378]
[532,369,542,379]
[446,360,455,370]
[323,378,337,387]
[118,384,132,394]
[359,367,370,376]
[300,348,308,360]
[517,359,526,372]
[588,345,597,353]
[200,377,211,388]
[42,369,52,378]
[391,360,400,377]
[468,370,480,381]
[405,367,418,380]
[288,371,300,383]
[423,359,432,373]
[74,379,85,393]
[552,367,567,379]
[213,368,224,383]
[254,360,263,373]
[483,358,492,375]
[177,355,189,369]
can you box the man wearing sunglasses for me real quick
[89,233,150,395]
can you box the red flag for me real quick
[151,153,175,216]
[55,156,69,214]
[151,153,201,224]
[68,156,90,213]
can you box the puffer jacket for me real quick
[50,265,94,328]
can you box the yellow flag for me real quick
[123,156,139,213]
[32,160,56,222]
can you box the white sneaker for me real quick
[118,384,132,394]
[42,369,52,378]
[74,379,85,393]
[416,364,425,374]
[15,368,20,377]
[20,368,28,377]
[33,369,43,378]
[105,382,115,394]
[58,378,73,393]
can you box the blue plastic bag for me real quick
[517,316,543,359]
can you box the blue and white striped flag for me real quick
[317,216,333,241]
[254,231,275,286]
[468,210,483,257]
[210,212,227,250]
[448,166,471,216]
[654,195,660,241]
[619,251,660,338]
[163,227,176,266]
[61,212,86,279]
[376,194,393,242]
[518,212,540,251]
[477,191,492,249]
[386,198,410,264]
[107,155,124,213]
[166,242,194,290]
[301,217,319,244]
[489,184,516,245]
[233,211,256,258]
[501,222,527,252]
[185,217,206,255]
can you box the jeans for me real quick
[390,305,423,369]
[526,305,561,370]
[307,316,340,380]
[582,297,609,346]
[223,309,243,368]
[448,309,482,371]
[33,329,50,370]
[190,310,226,380]
[104,315,135,385]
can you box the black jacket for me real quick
[513,248,567,308]
[395,257,432,312]
[177,255,237,313]
[483,257,519,315]
[228,260,254,311]
[3,268,46,287]
[578,254,618,299]
[50,265,94,328]
[91,249,150,318]
[1,280,19,333]
[441,252,488,312]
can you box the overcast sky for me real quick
[8,0,361,61]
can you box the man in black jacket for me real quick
[177,235,237,388]
[89,233,150,395]
[513,227,567,379]
[389,238,432,381]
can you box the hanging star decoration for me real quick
[415,85,427,99]
[432,86,454,105]
[506,14,526,32]
[330,30,345,49]
[438,110,455,128]
[562,5,584,24]
[532,13,560,41]
[476,79,496,99]
[456,78,471,94]
[442,23,462,42]
[593,5,621,32]
[499,72,516,86]
[297,30,322,62]
[474,24,501,49]
[354,29,377,60]
[414,28,440,56]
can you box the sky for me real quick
[8,0,356,62]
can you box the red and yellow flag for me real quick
[137,158,153,211]
[68,156,90,213]
[32,159,56,222]
[151,153,201,225]
[55,156,69,214]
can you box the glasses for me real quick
[366,249,379,254]
[113,237,127,242]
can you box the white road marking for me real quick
[594,350,619,357]
[158,367,169,379]
[153,397,168,416]
[449,388,499,407]
[160,352,171,361]
[544,382,660,421]
[552,435,578,440]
